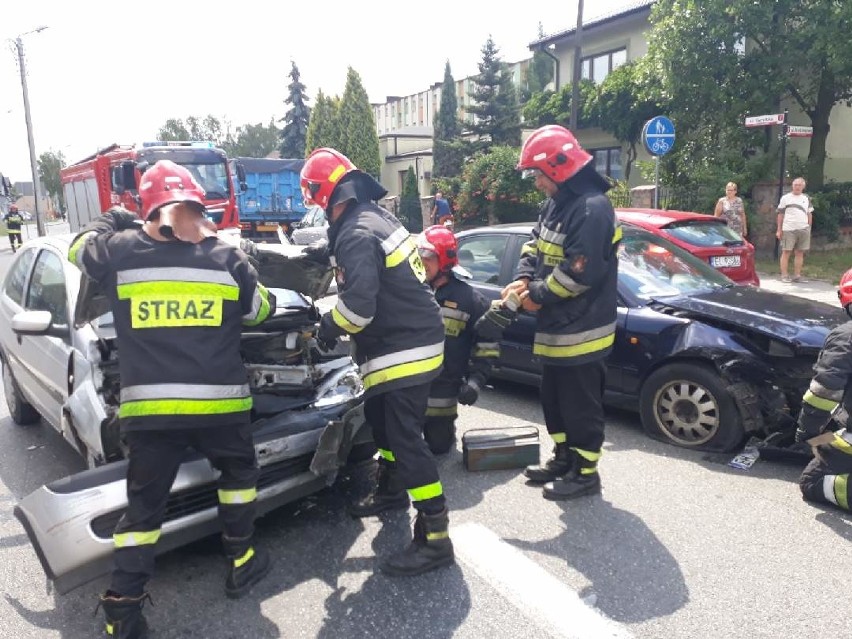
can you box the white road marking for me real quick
[452,523,633,639]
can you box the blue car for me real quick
[456,223,845,452]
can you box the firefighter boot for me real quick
[348,458,410,517]
[223,536,272,599]
[98,591,150,639]
[524,442,573,483]
[381,508,455,577]
[542,450,602,501]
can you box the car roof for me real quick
[20,233,73,253]
[456,220,650,237]
[616,208,719,228]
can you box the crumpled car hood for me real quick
[656,286,846,349]
[74,244,333,327]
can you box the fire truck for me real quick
[60,141,244,232]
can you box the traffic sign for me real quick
[744,113,785,127]
[787,126,814,138]
[642,116,675,156]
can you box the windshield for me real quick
[179,161,230,200]
[618,231,733,301]
[665,220,743,247]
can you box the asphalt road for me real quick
[0,230,849,639]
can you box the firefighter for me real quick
[300,148,453,576]
[4,204,24,252]
[68,160,274,638]
[416,225,495,454]
[503,125,621,501]
[796,267,852,512]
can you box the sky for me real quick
[1,0,633,183]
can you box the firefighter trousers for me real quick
[8,232,21,251]
[364,383,446,514]
[111,423,260,596]
[799,444,851,512]
[540,360,607,453]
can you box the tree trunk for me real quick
[806,68,835,189]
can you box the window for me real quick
[457,235,511,286]
[3,248,36,305]
[592,148,623,180]
[580,48,627,84]
[26,250,68,325]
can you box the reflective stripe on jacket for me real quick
[325,201,444,397]
[69,228,271,430]
[515,168,620,366]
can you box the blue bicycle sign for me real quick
[643,116,676,157]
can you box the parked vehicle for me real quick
[60,141,242,233]
[3,235,370,594]
[290,205,328,245]
[231,157,308,242]
[456,223,844,453]
[616,208,759,286]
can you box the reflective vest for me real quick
[325,201,444,397]
[69,229,272,430]
[800,321,852,434]
[516,170,620,366]
[4,212,23,232]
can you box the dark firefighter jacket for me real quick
[69,217,273,432]
[427,275,494,413]
[4,211,23,232]
[515,165,621,366]
[799,320,852,435]
[322,175,444,398]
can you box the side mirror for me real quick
[11,310,69,337]
[236,162,247,193]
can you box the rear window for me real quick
[665,220,743,247]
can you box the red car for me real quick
[616,208,759,286]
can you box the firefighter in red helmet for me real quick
[416,225,495,454]
[69,160,274,638]
[503,125,621,501]
[796,268,852,513]
[3,204,24,252]
[300,148,454,577]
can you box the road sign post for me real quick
[642,116,676,209]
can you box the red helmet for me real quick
[8,204,17,213]
[839,268,852,310]
[417,225,458,272]
[138,160,206,221]
[300,148,356,209]
[517,125,592,184]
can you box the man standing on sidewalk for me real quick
[776,177,813,283]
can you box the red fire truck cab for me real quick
[61,141,244,232]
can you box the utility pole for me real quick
[15,27,48,237]
[569,0,584,131]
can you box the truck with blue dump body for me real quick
[231,157,307,241]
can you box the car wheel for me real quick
[639,362,745,452]
[2,359,40,425]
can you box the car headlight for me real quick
[311,363,364,408]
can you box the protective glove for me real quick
[457,375,483,406]
[794,428,810,444]
[474,292,521,341]
[315,313,338,352]
[104,207,143,231]
[303,239,331,265]
[239,238,262,270]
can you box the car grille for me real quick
[90,454,313,539]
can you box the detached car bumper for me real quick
[14,401,369,595]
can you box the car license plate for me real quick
[711,255,741,268]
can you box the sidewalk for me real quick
[757,272,838,307]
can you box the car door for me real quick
[15,248,73,430]
[0,247,39,402]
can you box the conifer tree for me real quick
[338,67,381,176]
[279,61,311,158]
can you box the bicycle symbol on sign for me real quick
[650,139,671,154]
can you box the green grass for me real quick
[755,247,852,282]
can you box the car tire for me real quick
[2,360,40,425]
[639,362,745,452]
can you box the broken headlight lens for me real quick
[311,364,364,408]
